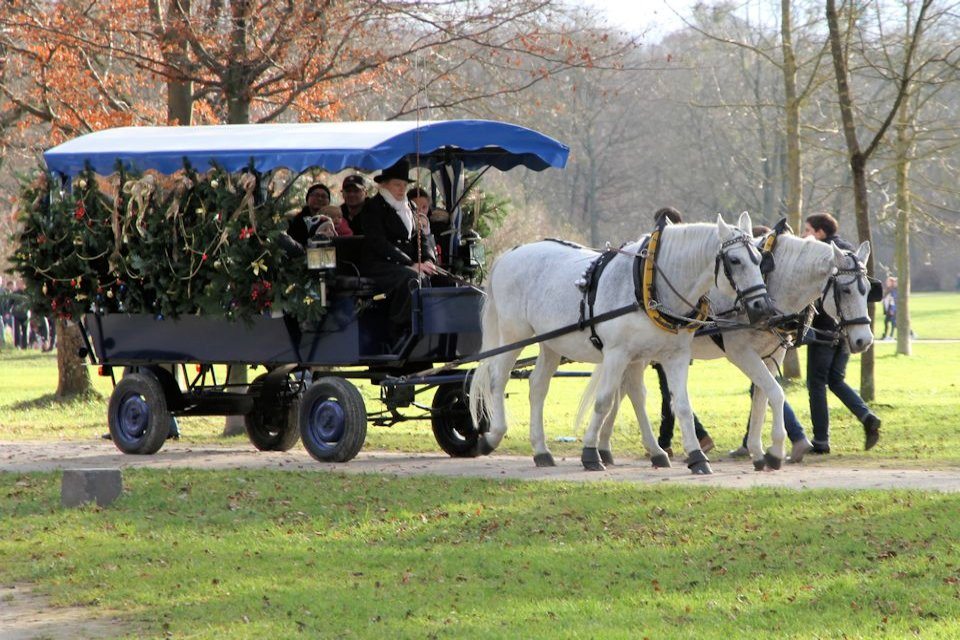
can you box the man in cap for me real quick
[341,174,368,234]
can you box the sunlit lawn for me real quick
[0,293,958,465]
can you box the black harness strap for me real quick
[709,332,725,351]
[578,249,619,350]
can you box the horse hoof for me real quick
[476,437,495,456]
[690,461,713,475]
[753,458,766,472]
[763,452,783,470]
[581,447,606,472]
[599,449,615,466]
[650,453,671,468]
[686,449,712,474]
[533,452,556,467]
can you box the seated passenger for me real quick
[320,204,353,237]
[340,174,368,234]
[407,186,432,233]
[361,159,437,339]
[288,183,334,246]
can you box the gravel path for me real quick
[3,440,960,492]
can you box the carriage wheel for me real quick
[299,377,367,463]
[244,373,301,452]
[107,372,171,455]
[431,382,485,458]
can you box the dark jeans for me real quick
[653,363,708,448]
[13,316,28,349]
[806,341,870,445]
[883,313,896,338]
[740,383,807,447]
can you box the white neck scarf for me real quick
[379,188,414,238]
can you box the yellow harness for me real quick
[640,225,711,334]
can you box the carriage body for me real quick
[41,120,568,462]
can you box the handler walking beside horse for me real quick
[469,213,775,475]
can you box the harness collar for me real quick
[637,219,711,334]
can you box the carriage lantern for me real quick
[306,239,337,307]
[306,239,337,271]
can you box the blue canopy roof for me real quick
[43,119,569,176]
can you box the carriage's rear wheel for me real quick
[431,382,485,458]
[244,373,301,452]
[299,377,367,463]
[107,372,171,455]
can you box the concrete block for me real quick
[61,469,123,508]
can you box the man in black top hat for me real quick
[361,159,436,342]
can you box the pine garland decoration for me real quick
[9,163,327,324]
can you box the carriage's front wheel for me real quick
[431,382,484,458]
[107,372,171,455]
[299,377,367,463]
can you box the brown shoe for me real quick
[699,435,715,454]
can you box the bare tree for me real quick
[825,0,933,400]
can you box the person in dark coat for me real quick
[340,174,368,234]
[287,183,335,247]
[802,212,881,454]
[361,159,436,339]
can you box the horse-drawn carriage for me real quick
[41,120,569,462]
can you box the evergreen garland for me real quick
[9,164,327,324]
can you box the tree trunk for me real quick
[780,0,803,379]
[222,365,248,437]
[56,319,93,397]
[894,97,913,356]
[167,0,192,125]
[225,0,252,125]
[826,0,875,401]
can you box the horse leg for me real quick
[660,356,711,474]
[620,361,671,468]
[759,362,787,469]
[581,353,630,471]
[732,354,786,470]
[597,377,626,466]
[529,347,562,467]
[476,348,523,454]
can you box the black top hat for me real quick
[374,159,413,184]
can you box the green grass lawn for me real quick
[0,293,958,638]
[2,336,956,466]
[902,292,960,340]
[3,471,960,639]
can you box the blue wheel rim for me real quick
[305,399,345,452]
[116,392,149,443]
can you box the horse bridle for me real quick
[820,250,881,333]
[714,233,771,310]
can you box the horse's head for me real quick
[715,212,776,323]
[820,241,875,353]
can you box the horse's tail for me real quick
[469,278,501,429]
[575,367,620,435]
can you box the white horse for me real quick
[468,213,775,475]
[586,231,875,470]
